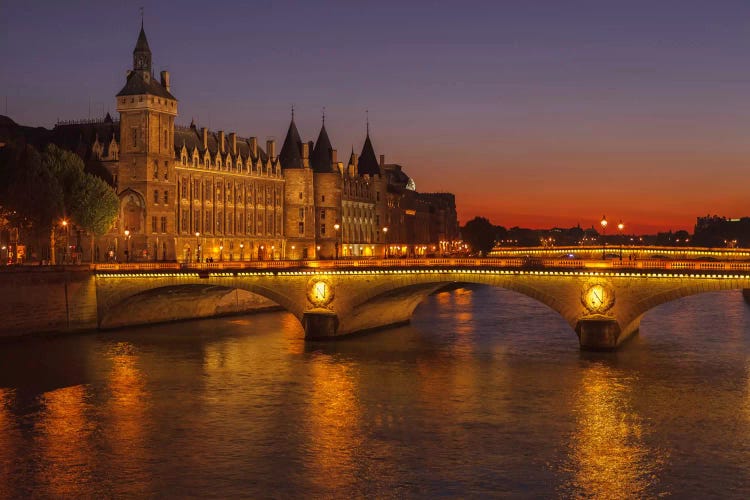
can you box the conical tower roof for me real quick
[358,133,380,176]
[279,118,303,169]
[310,123,334,173]
[134,22,151,54]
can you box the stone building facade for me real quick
[0,23,458,262]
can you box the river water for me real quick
[1,285,750,497]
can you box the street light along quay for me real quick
[617,221,624,261]
[334,223,340,259]
[124,229,131,262]
[600,215,607,259]
[195,232,200,263]
[383,227,389,258]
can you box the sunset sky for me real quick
[2,0,749,233]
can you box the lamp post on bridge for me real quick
[240,242,244,261]
[383,227,389,258]
[617,221,624,261]
[600,215,607,259]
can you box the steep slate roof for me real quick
[134,24,151,54]
[116,70,176,100]
[310,123,335,173]
[173,123,269,164]
[279,118,303,169]
[358,133,380,176]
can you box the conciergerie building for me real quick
[0,23,458,263]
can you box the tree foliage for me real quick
[70,173,119,237]
[462,216,497,256]
[0,142,119,260]
[0,142,64,236]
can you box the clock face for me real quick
[583,284,614,313]
[309,279,334,307]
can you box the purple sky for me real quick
[3,0,750,232]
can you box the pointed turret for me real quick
[279,117,303,169]
[133,22,152,73]
[358,132,380,176]
[310,122,334,173]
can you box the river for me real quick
[1,285,750,497]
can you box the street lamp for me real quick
[240,242,244,261]
[333,223,340,259]
[617,221,624,261]
[291,245,296,260]
[383,227,389,258]
[124,229,131,262]
[195,232,201,263]
[600,216,607,259]
[219,242,224,262]
[61,219,69,263]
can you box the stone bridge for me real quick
[93,257,750,350]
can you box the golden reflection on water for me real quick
[0,388,18,494]
[35,385,93,497]
[564,363,664,499]
[306,355,362,493]
[105,342,151,495]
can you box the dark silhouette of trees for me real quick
[462,216,497,256]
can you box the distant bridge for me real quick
[89,255,750,351]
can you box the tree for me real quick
[462,217,497,256]
[70,173,119,261]
[0,142,64,262]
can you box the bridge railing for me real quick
[85,257,750,273]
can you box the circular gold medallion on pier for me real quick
[582,283,614,314]
[308,277,334,307]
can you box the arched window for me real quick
[164,130,168,148]
[153,160,159,180]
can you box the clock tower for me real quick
[115,21,178,261]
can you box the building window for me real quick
[216,212,223,233]
[299,192,303,200]
[205,212,212,233]
[160,216,167,233]
[181,212,188,232]
[376,214,380,226]
[153,161,159,179]
[181,182,187,199]
[153,190,159,204]
[321,195,325,202]
[299,208,304,220]
[164,190,168,204]
[194,210,200,232]
[164,161,169,180]
[164,130,168,149]
[131,128,137,148]
[377,192,380,201]
[321,223,326,236]
[298,222,304,234]
[151,216,157,233]
[320,209,325,220]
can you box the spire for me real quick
[311,120,334,173]
[279,116,303,169]
[133,17,152,73]
[358,131,379,176]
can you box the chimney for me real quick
[379,154,385,168]
[266,139,275,158]
[250,137,258,157]
[229,132,237,156]
[160,70,171,92]
[332,149,337,164]
[302,142,310,168]
[201,127,208,149]
[218,131,225,153]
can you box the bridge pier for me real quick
[303,311,340,339]
[575,318,634,351]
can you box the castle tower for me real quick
[280,114,316,259]
[115,21,178,261]
[311,119,342,259]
